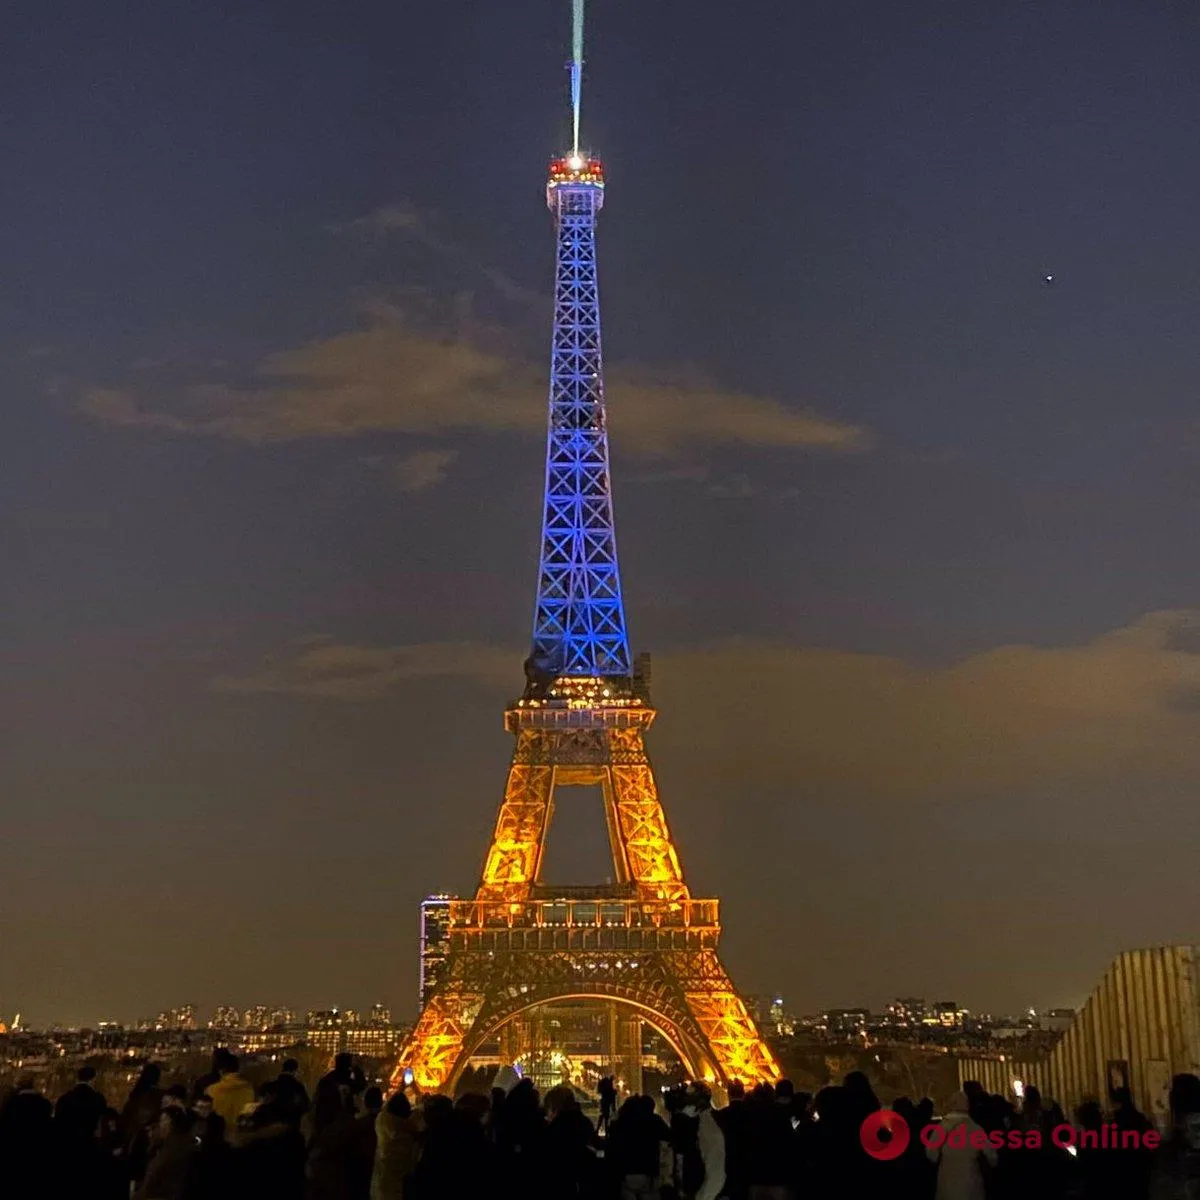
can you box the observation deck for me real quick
[446,894,721,955]
[546,153,605,209]
[507,673,654,732]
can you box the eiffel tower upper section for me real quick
[527,154,632,689]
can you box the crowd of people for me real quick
[2,1052,1200,1199]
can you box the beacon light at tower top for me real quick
[548,153,604,190]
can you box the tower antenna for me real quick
[570,0,584,156]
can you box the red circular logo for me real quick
[859,1110,911,1161]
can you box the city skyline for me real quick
[3,0,1200,1026]
[0,992,1069,1033]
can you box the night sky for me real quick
[3,0,1200,1027]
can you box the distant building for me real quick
[767,995,795,1036]
[748,994,795,1036]
[420,895,454,1009]
[304,1008,399,1057]
[241,1028,302,1053]
[210,1006,241,1030]
[887,998,928,1028]
[306,1009,344,1054]
[823,1008,871,1036]
[932,1001,968,1030]
[244,1006,269,1031]
[1041,1008,1075,1033]
[990,1022,1032,1041]
[369,1003,392,1026]
[345,1025,401,1057]
[154,1004,196,1031]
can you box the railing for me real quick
[505,705,654,731]
[529,883,638,900]
[448,897,719,932]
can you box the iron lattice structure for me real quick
[394,156,779,1094]
[531,158,629,679]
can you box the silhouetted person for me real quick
[91,1107,131,1200]
[346,1085,383,1200]
[313,1054,365,1143]
[407,1092,493,1199]
[927,1090,995,1200]
[191,1051,224,1103]
[543,1085,597,1198]
[1150,1073,1200,1198]
[891,1096,935,1200]
[237,1089,306,1200]
[126,1080,188,1186]
[273,1058,311,1127]
[743,1082,795,1200]
[842,1071,881,1124]
[57,1064,108,1139]
[1106,1086,1154,1200]
[371,1090,418,1200]
[189,1094,215,1144]
[961,1080,988,1128]
[598,1076,617,1134]
[182,1110,233,1200]
[608,1094,669,1200]
[0,1074,53,1196]
[1011,1085,1072,1200]
[1074,1100,1111,1200]
[121,1063,165,1147]
[806,1086,863,1198]
[715,1082,750,1200]
[135,1105,195,1200]
[677,1083,724,1200]
[493,1079,547,1200]
[207,1052,255,1137]
[54,1064,109,1191]
[308,1079,361,1200]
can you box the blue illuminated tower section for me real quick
[529,154,631,681]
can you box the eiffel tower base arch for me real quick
[393,699,780,1096]
[405,954,745,1095]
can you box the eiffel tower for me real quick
[394,46,779,1097]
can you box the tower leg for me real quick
[400,994,481,1092]
[610,756,685,900]
[678,951,782,1084]
[479,745,555,899]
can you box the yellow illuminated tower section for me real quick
[393,25,778,1096]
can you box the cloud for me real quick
[214,613,1200,794]
[1164,613,1200,654]
[656,610,1200,798]
[391,448,458,492]
[332,200,543,310]
[328,200,437,242]
[80,309,869,455]
[212,637,515,701]
[707,473,755,499]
